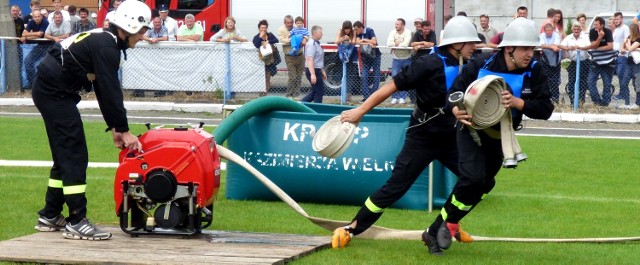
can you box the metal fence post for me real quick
[1,39,5,95]
[224,43,232,104]
[574,51,580,113]
[341,61,347,104]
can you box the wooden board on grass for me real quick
[0,226,330,264]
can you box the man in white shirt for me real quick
[559,22,591,106]
[44,10,70,42]
[47,0,70,23]
[612,12,631,103]
[387,18,412,104]
[158,4,178,41]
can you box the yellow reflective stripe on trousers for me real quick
[440,208,448,221]
[48,179,63,188]
[364,197,384,213]
[63,185,86,195]
[451,195,472,211]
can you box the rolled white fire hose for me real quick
[217,144,640,243]
[461,75,526,168]
[311,115,357,158]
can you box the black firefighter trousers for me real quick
[351,116,459,235]
[32,76,88,225]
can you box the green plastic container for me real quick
[225,103,457,210]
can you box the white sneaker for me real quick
[628,104,639,110]
[399,98,406,104]
[63,218,112,240]
[391,98,398,104]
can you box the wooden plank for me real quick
[0,227,330,264]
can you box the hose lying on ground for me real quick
[218,144,640,243]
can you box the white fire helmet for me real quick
[111,0,151,34]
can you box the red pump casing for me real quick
[114,127,221,235]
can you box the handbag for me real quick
[259,43,273,57]
[258,43,275,65]
[588,50,619,65]
[630,50,640,64]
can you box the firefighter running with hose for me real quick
[334,16,480,251]
[427,17,554,255]
[32,0,149,240]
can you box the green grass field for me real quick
[0,116,639,264]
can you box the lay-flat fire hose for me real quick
[454,75,526,168]
[214,95,640,243]
[217,144,640,243]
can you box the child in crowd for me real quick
[289,16,309,55]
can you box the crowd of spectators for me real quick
[9,1,640,107]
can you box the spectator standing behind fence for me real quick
[22,10,50,93]
[47,0,70,23]
[539,23,562,103]
[12,5,24,40]
[23,0,41,25]
[477,14,497,41]
[576,13,590,37]
[71,8,95,35]
[44,11,71,43]
[277,15,307,99]
[289,17,309,56]
[412,17,422,35]
[612,12,632,105]
[410,20,436,57]
[587,17,615,107]
[408,19,435,104]
[608,16,616,32]
[67,5,79,25]
[143,17,168,43]
[540,9,556,34]
[353,21,381,102]
[211,16,246,42]
[158,5,177,41]
[487,31,504,48]
[177,14,203,41]
[336,21,356,63]
[40,8,49,22]
[252,19,279,96]
[336,20,359,101]
[554,9,566,39]
[105,0,121,23]
[559,22,591,106]
[388,18,412,104]
[301,26,326,103]
[622,23,640,109]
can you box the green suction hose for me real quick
[213,96,316,144]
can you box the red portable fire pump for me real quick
[114,123,221,236]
